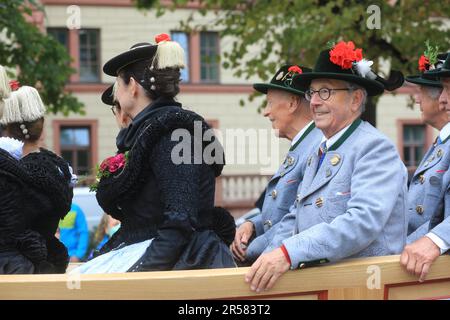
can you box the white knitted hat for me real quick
[0,86,46,125]
[0,65,11,120]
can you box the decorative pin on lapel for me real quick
[287,156,295,166]
[330,155,341,166]
[326,168,332,177]
[419,175,425,184]
[437,149,443,158]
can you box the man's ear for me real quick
[289,95,301,113]
[350,89,363,113]
[438,90,448,112]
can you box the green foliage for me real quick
[137,0,449,114]
[423,40,440,65]
[0,0,84,115]
[139,0,449,77]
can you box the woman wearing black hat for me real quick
[73,34,235,273]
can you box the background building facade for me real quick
[38,0,432,214]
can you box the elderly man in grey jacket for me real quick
[401,52,450,282]
[245,41,408,293]
[231,65,322,263]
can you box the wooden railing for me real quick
[1,255,449,300]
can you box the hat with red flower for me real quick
[294,41,387,96]
[253,64,312,96]
[406,42,447,88]
[103,33,185,76]
[423,50,450,79]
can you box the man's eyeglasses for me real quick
[305,88,351,101]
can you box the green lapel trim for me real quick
[289,122,316,151]
[328,118,362,151]
[441,134,450,145]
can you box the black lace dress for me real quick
[0,148,73,274]
[81,99,236,272]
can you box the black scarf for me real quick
[116,98,182,153]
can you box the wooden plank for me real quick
[386,279,450,300]
[0,255,449,299]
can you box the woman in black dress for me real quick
[74,34,235,273]
[0,79,74,274]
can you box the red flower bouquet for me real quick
[418,41,439,72]
[329,41,363,70]
[90,151,129,192]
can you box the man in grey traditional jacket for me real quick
[245,41,408,293]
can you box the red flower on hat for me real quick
[418,54,430,72]
[155,33,171,44]
[9,80,20,91]
[288,66,303,74]
[329,41,363,69]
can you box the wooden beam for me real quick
[0,255,449,299]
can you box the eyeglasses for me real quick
[110,103,120,116]
[305,88,351,101]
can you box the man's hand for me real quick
[245,248,290,293]
[70,256,80,263]
[400,236,441,282]
[231,221,254,262]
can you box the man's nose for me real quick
[310,92,322,108]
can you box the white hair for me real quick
[423,86,443,100]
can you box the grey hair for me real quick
[423,86,443,100]
[346,82,368,114]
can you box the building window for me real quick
[171,31,190,82]
[53,120,98,180]
[60,126,92,176]
[403,124,426,169]
[79,29,100,83]
[47,28,68,49]
[200,32,220,83]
